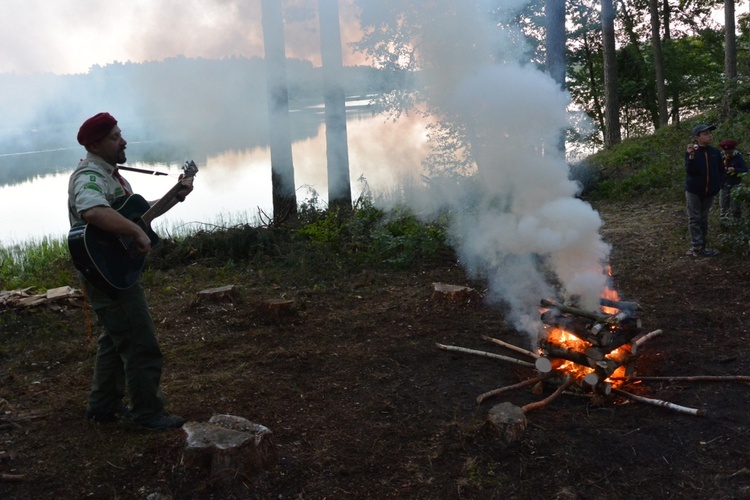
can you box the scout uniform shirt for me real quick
[68,152,133,225]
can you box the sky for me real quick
[0,0,366,76]
[1,1,744,76]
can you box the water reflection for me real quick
[0,111,431,246]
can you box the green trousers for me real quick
[85,280,165,422]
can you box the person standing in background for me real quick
[684,123,723,257]
[718,139,748,220]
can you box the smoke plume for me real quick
[392,0,612,337]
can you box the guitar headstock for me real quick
[182,160,199,179]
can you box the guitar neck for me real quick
[133,160,198,227]
[140,182,183,226]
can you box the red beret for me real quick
[719,139,738,150]
[77,112,118,146]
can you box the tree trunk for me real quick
[649,0,668,127]
[545,0,567,154]
[583,32,605,135]
[618,0,659,130]
[319,0,353,211]
[601,0,621,146]
[662,0,680,124]
[722,0,738,119]
[262,0,298,222]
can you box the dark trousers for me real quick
[85,280,165,422]
[686,191,714,248]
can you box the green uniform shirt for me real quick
[68,153,132,225]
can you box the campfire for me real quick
[534,296,644,396]
[433,285,720,421]
[435,278,750,428]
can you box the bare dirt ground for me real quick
[1,199,749,499]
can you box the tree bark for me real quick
[319,0,353,210]
[649,0,668,127]
[722,0,738,119]
[602,0,622,146]
[545,0,567,154]
[262,0,298,222]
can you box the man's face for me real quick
[89,125,127,166]
[695,130,713,146]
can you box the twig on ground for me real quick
[521,377,575,413]
[0,473,24,482]
[632,329,663,354]
[477,373,556,404]
[613,388,706,417]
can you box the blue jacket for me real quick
[685,145,723,197]
[722,150,748,187]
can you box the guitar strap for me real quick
[113,169,131,196]
[117,165,169,176]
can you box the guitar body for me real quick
[68,194,160,293]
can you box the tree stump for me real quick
[486,402,527,444]
[430,283,481,303]
[196,285,239,304]
[260,298,295,319]
[182,415,277,481]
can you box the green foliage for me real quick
[0,237,74,290]
[580,124,687,201]
[297,198,451,269]
[717,182,750,253]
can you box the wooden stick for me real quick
[476,373,555,404]
[481,335,540,359]
[0,473,24,482]
[521,377,576,413]
[435,344,535,368]
[612,375,750,383]
[632,329,663,354]
[613,388,706,417]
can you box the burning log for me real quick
[612,375,750,384]
[613,389,706,417]
[435,343,535,368]
[582,373,612,396]
[538,340,592,368]
[541,298,643,351]
[540,298,610,324]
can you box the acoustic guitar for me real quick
[68,160,198,294]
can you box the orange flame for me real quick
[541,280,629,388]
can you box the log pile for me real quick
[535,297,645,396]
[1,286,83,311]
[436,294,711,426]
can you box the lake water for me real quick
[0,111,431,247]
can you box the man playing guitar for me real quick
[68,112,192,430]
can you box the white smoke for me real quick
[396,0,612,338]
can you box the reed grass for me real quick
[0,235,72,290]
